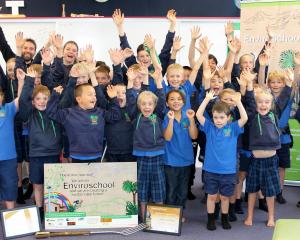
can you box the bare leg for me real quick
[220,195,230,213]
[244,192,257,226]
[17,163,23,187]
[279,167,285,190]
[34,184,44,207]
[266,196,275,227]
[207,194,217,213]
[236,171,247,199]
[4,201,15,209]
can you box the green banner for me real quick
[285,119,300,181]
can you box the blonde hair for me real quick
[72,62,90,75]
[28,64,42,75]
[255,89,273,102]
[267,70,286,84]
[137,91,158,108]
[166,63,184,75]
[219,88,236,99]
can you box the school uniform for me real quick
[199,119,243,197]
[0,101,18,201]
[19,76,62,184]
[163,111,194,207]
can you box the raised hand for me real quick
[228,37,240,54]
[167,110,175,120]
[241,70,257,84]
[106,85,117,98]
[191,26,201,41]
[172,36,184,52]
[26,67,37,79]
[52,34,64,51]
[53,86,64,95]
[284,68,294,87]
[109,48,123,65]
[294,52,300,66]
[186,109,195,119]
[84,44,94,64]
[70,64,81,78]
[259,53,270,67]
[144,34,155,50]
[167,9,176,25]
[139,63,149,77]
[15,32,25,49]
[198,36,213,55]
[112,9,124,27]
[225,21,234,37]
[41,48,54,65]
[121,48,134,60]
[266,24,274,41]
[205,90,215,100]
[232,91,242,104]
[16,68,26,82]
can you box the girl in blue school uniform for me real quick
[163,89,198,216]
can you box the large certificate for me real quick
[144,204,182,236]
[44,162,138,230]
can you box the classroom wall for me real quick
[0,0,240,17]
[0,17,239,70]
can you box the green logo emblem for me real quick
[90,115,98,125]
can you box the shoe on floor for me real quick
[187,191,196,200]
[276,192,286,204]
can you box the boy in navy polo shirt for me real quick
[196,90,248,231]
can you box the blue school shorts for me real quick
[29,156,60,184]
[0,159,18,201]
[246,155,280,197]
[204,171,236,197]
[137,155,166,203]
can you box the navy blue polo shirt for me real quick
[200,119,243,174]
[163,111,194,167]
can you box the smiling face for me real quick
[255,93,273,116]
[63,42,78,65]
[22,41,36,62]
[268,78,285,95]
[137,50,151,67]
[137,91,157,118]
[210,76,224,95]
[240,54,254,72]
[32,92,49,111]
[167,68,184,89]
[75,85,97,110]
[208,58,217,72]
[166,91,185,112]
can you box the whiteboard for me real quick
[0,17,238,71]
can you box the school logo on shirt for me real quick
[181,119,189,129]
[90,115,98,125]
[0,111,5,117]
[149,114,157,124]
[223,128,231,137]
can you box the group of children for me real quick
[1,9,300,231]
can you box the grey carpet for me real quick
[1,169,299,240]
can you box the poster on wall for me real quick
[285,119,300,184]
[44,162,138,230]
[240,0,300,70]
